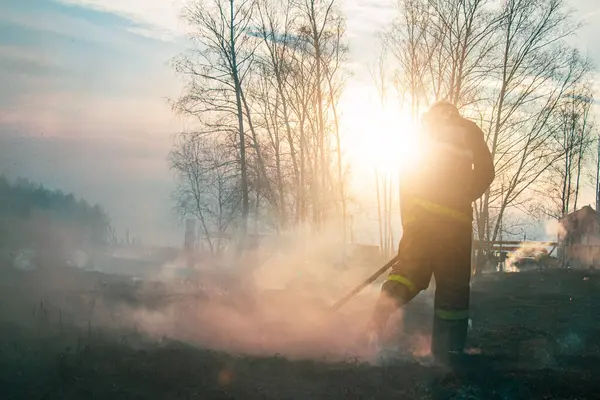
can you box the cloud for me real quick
[1,89,176,139]
[0,3,180,53]
[0,44,61,67]
[0,45,70,103]
[344,0,396,36]
[582,6,600,21]
[52,0,185,41]
[50,0,398,42]
[342,0,395,80]
[125,26,178,42]
[0,0,183,136]
[1,5,121,46]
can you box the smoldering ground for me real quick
[124,227,435,363]
[2,214,570,367]
[1,225,438,366]
[4,229,600,400]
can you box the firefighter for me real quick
[368,100,495,363]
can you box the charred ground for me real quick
[1,267,599,400]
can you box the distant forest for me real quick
[0,176,111,267]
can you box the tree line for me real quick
[0,176,111,267]
[170,0,597,260]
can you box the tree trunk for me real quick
[376,171,384,256]
[596,135,600,211]
[230,0,249,254]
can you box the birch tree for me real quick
[172,0,257,251]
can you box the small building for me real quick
[559,205,600,269]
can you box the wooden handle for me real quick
[331,256,400,312]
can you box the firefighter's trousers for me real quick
[372,216,472,358]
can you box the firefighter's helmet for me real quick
[423,100,459,123]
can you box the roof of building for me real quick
[560,205,596,222]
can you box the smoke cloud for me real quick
[2,219,443,365]
[128,227,387,362]
[545,219,566,240]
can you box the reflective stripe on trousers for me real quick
[434,308,469,320]
[386,275,470,321]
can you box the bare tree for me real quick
[171,0,351,252]
[171,0,257,252]
[474,0,588,251]
[252,0,350,233]
[252,0,298,230]
[369,46,398,259]
[386,0,500,116]
[538,85,596,219]
[170,133,242,254]
[596,134,600,211]
[381,0,594,274]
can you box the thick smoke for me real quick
[3,218,439,365]
[500,219,564,273]
[128,226,389,362]
[117,225,445,364]
[546,218,567,240]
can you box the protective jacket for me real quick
[400,113,494,226]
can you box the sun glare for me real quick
[341,87,422,180]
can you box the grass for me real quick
[1,267,599,399]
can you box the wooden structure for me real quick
[559,206,600,269]
[472,240,558,273]
[473,240,557,254]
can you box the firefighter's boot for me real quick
[369,280,416,345]
[431,315,469,365]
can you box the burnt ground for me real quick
[1,267,600,399]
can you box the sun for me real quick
[365,109,422,176]
[340,86,422,180]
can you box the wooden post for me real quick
[184,219,196,269]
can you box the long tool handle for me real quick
[331,256,400,312]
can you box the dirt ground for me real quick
[1,266,599,399]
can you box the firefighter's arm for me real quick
[470,123,495,201]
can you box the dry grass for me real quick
[1,266,600,399]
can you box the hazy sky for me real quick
[0,0,598,245]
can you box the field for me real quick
[1,265,599,399]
